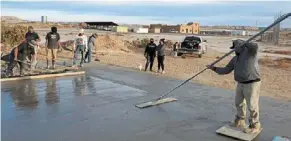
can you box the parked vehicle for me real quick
[177,35,207,58]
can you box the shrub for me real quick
[140,38,149,48]
[1,25,27,48]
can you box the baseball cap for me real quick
[230,39,245,49]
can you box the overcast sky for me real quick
[1,0,291,27]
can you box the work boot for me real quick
[5,70,13,77]
[72,65,78,69]
[229,118,246,129]
[244,123,261,134]
[20,70,24,77]
[52,60,55,69]
[144,64,148,72]
[46,60,50,69]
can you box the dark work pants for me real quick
[157,55,165,71]
[85,45,92,63]
[73,45,85,66]
[145,55,155,71]
[7,53,25,75]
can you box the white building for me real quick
[136,28,149,33]
[246,31,259,36]
[231,30,246,36]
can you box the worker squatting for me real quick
[4,27,97,76]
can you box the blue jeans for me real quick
[73,45,85,66]
[85,46,92,63]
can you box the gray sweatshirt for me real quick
[156,44,165,56]
[88,35,96,48]
[214,42,260,83]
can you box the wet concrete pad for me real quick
[2,64,291,141]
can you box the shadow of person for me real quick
[10,81,39,110]
[72,76,87,96]
[84,76,98,95]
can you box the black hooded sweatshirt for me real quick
[144,42,157,56]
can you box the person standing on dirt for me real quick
[207,39,261,134]
[6,40,37,77]
[45,26,60,69]
[156,38,166,74]
[144,38,157,72]
[25,26,40,63]
[171,42,178,56]
[73,29,87,68]
[85,33,97,63]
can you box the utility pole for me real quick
[273,12,281,45]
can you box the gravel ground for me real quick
[96,48,291,100]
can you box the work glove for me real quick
[206,65,216,71]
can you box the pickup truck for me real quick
[177,35,207,58]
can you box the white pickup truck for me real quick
[177,35,207,58]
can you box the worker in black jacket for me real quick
[144,38,157,71]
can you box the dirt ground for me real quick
[2,28,291,100]
[96,48,291,100]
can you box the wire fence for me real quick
[260,12,291,46]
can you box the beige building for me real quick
[147,22,200,34]
[180,22,200,34]
[149,28,161,33]
[112,26,128,33]
[161,25,180,33]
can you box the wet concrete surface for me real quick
[1,63,291,141]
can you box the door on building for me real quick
[186,29,188,33]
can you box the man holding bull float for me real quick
[208,39,262,134]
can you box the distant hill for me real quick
[1,16,28,23]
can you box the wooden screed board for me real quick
[216,124,262,141]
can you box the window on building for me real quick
[190,30,192,32]
[182,29,184,32]
[195,30,197,32]
[195,24,198,26]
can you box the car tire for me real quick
[177,53,183,56]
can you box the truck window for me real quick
[184,36,201,43]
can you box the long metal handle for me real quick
[157,13,291,100]
[209,13,291,67]
[17,60,31,65]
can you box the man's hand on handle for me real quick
[206,65,217,71]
